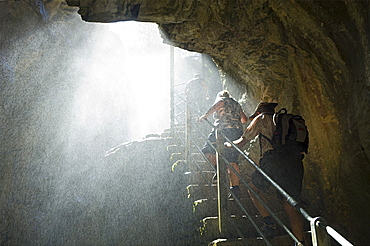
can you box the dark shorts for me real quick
[202,128,243,163]
[252,150,304,200]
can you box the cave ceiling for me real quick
[65,0,369,105]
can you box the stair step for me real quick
[201,216,298,245]
[189,160,211,172]
[169,121,299,245]
[200,216,259,243]
[208,235,297,246]
[192,197,260,220]
[193,198,218,221]
[208,231,314,246]
[185,170,215,184]
[187,184,266,203]
[190,152,204,158]
[186,184,217,201]
[167,144,184,153]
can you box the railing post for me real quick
[311,217,330,246]
[216,129,228,236]
[169,46,175,139]
[185,100,192,171]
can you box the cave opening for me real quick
[69,20,224,149]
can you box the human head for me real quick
[193,73,203,80]
[216,90,230,99]
[249,102,278,120]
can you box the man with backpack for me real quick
[199,90,248,199]
[232,102,308,246]
[185,73,210,114]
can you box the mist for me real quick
[69,22,169,147]
[0,6,222,244]
[67,21,216,150]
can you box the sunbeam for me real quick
[71,21,172,144]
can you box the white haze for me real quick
[71,21,173,145]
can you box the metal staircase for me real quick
[167,89,353,246]
[168,119,297,245]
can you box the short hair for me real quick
[193,73,203,80]
[217,90,230,98]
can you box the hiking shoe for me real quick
[260,223,279,238]
[228,186,241,200]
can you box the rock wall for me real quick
[0,3,134,244]
[1,5,197,245]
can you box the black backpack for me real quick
[270,108,309,153]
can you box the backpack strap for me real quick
[258,112,274,156]
[273,108,289,145]
[280,114,291,145]
[259,133,273,157]
[273,108,287,125]
[260,133,272,144]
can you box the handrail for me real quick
[182,107,261,244]
[181,104,277,244]
[170,90,353,246]
[172,93,287,245]
[201,119,282,245]
[209,120,353,246]
[187,126,269,245]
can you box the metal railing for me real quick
[170,91,354,246]
[223,129,353,246]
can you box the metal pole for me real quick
[201,53,205,76]
[326,225,353,246]
[185,99,191,171]
[311,217,330,246]
[170,46,175,139]
[216,129,228,236]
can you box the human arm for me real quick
[225,135,249,148]
[198,100,224,122]
[240,109,248,124]
[225,115,261,148]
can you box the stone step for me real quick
[189,160,211,172]
[180,139,306,245]
[208,231,315,246]
[186,183,279,204]
[192,197,260,221]
[208,235,297,246]
[185,170,215,184]
[200,216,299,245]
[186,184,218,201]
[167,144,184,154]
[200,216,260,243]
[190,151,205,159]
